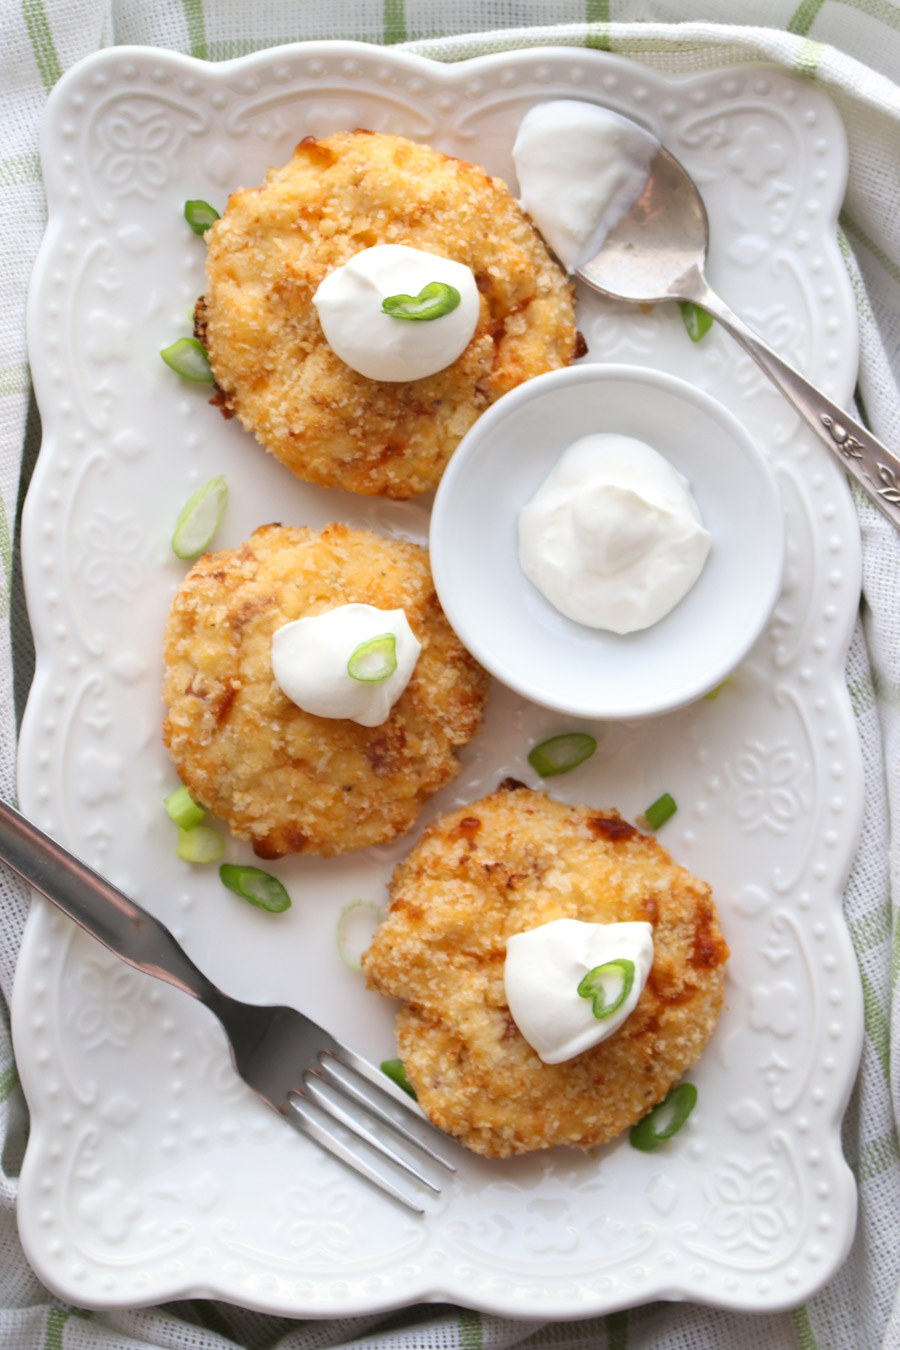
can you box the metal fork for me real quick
[0,800,455,1212]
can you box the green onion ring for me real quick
[528,732,597,778]
[160,336,214,383]
[171,475,228,561]
[380,1059,417,1099]
[347,633,397,683]
[577,958,635,1020]
[164,785,205,829]
[176,825,225,863]
[630,1083,698,1151]
[382,281,461,321]
[219,863,291,913]
[678,301,714,342]
[184,199,220,234]
[703,677,731,701]
[643,793,677,830]
[337,899,384,971]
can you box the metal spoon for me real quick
[575,143,900,531]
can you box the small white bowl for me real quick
[430,364,784,720]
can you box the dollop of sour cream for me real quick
[518,433,712,634]
[504,918,654,1064]
[312,244,480,382]
[271,603,421,728]
[512,100,659,272]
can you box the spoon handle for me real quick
[694,282,900,531]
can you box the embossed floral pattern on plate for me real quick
[15,42,863,1320]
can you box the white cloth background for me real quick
[2,3,900,1348]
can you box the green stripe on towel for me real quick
[0,1062,19,1105]
[791,1304,818,1349]
[181,0,208,60]
[21,0,62,90]
[860,967,891,1082]
[0,153,41,187]
[384,0,406,45]
[853,1128,900,1182]
[788,1,826,36]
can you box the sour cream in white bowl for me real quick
[429,364,784,720]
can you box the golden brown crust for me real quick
[363,786,729,1157]
[162,524,488,858]
[201,131,578,498]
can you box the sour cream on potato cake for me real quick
[162,523,488,859]
[198,130,580,499]
[363,782,728,1157]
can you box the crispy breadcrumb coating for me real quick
[200,130,580,498]
[162,524,488,858]
[363,783,729,1157]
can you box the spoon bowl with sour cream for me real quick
[429,363,784,721]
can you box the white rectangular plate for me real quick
[15,41,863,1319]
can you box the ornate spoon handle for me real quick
[692,279,900,531]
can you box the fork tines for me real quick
[286,1050,456,1213]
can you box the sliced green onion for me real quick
[171,475,228,560]
[164,785,205,829]
[577,958,635,1020]
[176,824,225,863]
[184,199,220,235]
[703,677,732,701]
[528,732,597,778]
[219,863,291,913]
[643,793,677,830]
[347,633,397,683]
[337,899,384,971]
[630,1083,698,1151]
[160,336,214,382]
[381,1059,417,1099]
[678,301,713,343]
[382,282,461,321]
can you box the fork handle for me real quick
[691,279,900,532]
[0,799,220,1006]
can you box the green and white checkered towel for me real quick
[3,2,900,1347]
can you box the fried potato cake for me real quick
[363,782,729,1157]
[162,524,488,858]
[200,130,580,498]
